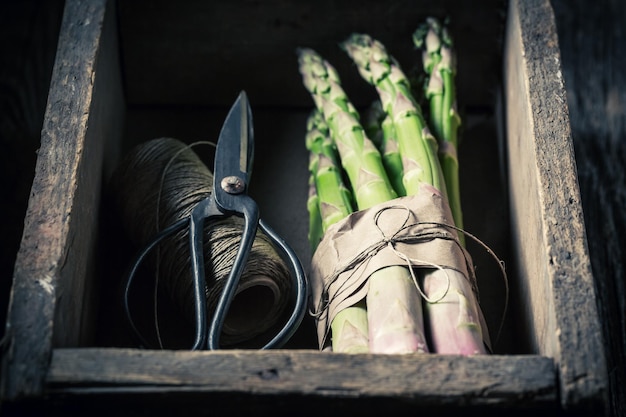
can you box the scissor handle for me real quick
[206,194,259,350]
[257,219,308,349]
[205,215,309,350]
[125,194,308,351]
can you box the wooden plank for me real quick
[44,348,557,414]
[116,0,506,107]
[504,0,607,413]
[52,0,125,349]
[504,0,557,362]
[0,0,122,401]
[551,1,626,415]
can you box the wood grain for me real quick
[0,0,124,400]
[551,1,626,416]
[43,348,556,415]
[504,0,607,413]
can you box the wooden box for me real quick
[1,0,608,415]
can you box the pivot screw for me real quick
[221,176,245,194]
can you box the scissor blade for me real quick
[214,91,254,205]
[215,90,254,180]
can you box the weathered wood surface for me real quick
[40,348,557,416]
[47,348,556,399]
[505,0,607,413]
[0,0,123,401]
[551,1,626,416]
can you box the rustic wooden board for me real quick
[551,1,626,415]
[42,348,556,415]
[0,0,123,401]
[504,0,607,413]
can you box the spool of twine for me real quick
[111,137,293,347]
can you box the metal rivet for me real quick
[221,176,245,194]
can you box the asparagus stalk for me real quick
[380,114,407,197]
[329,300,369,353]
[306,111,354,233]
[305,108,368,352]
[412,21,486,354]
[299,47,429,354]
[363,101,406,196]
[306,112,327,252]
[306,163,324,252]
[342,33,487,355]
[413,18,464,238]
[422,268,486,355]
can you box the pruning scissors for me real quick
[124,91,308,350]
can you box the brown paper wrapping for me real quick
[310,186,485,350]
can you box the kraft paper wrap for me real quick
[310,186,481,350]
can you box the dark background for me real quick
[0,0,624,415]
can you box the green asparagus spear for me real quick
[414,18,464,237]
[380,114,407,197]
[306,169,324,253]
[306,110,354,234]
[304,106,368,352]
[412,21,484,354]
[363,100,406,196]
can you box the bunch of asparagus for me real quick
[300,18,488,355]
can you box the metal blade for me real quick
[213,91,254,208]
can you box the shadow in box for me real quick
[96,0,515,354]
